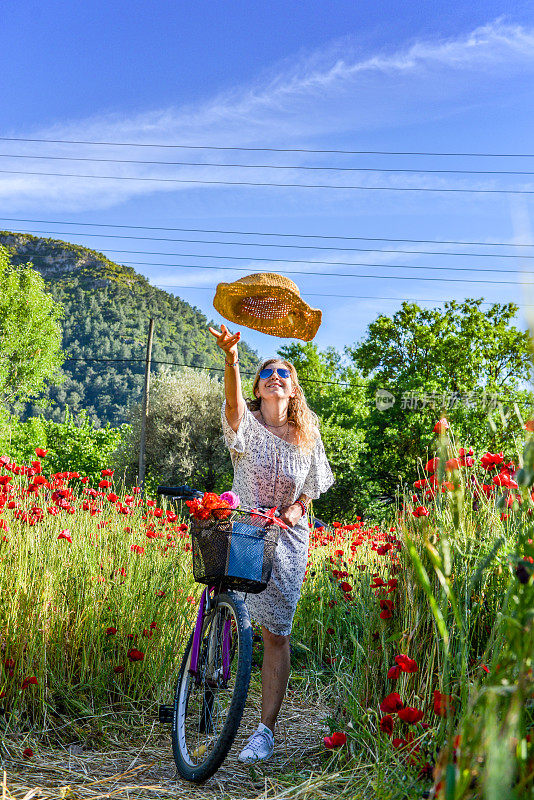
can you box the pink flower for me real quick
[220,491,240,509]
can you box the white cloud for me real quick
[1,19,534,211]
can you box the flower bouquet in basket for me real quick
[185,491,240,522]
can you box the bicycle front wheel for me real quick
[172,591,253,783]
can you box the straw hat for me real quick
[213,273,322,341]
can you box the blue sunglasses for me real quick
[259,367,291,380]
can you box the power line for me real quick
[153,283,531,307]
[2,136,534,157]
[121,255,532,277]
[92,258,534,285]
[4,226,534,259]
[2,167,534,194]
[3,152,534,176]
[1,216,532,248]
[62,355,357,387]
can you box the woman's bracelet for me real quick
[225,356,239,367]
[295,499,308,517]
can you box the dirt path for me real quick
[4,693,335,800]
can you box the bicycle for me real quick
[157,485,287,783]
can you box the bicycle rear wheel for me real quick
[172,591,252,783]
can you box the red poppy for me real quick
[387,665,401,680]
[433,418,449,434]
[433,690,455,717]
[23,747,34,758]
[339,581,352,593]
[324,731,347,749]
[106,627,117,635]
[379,598,394,619]
[480,451,504,470]
[107,493,119,503]
[127,648,145,662]
[412,506,429,518]
[21,676,38,690]
[392,737,407,749]
[113,665,125,674]
[425,458,439,473]
[101,469,114,477]
[526,420,534,432]
[326,627,334,635]
[98,479,111,489]
[379,715,394,735]
[379,692,403,713]
[395,654,418,673]
[398,707,424,724]
[130,545,145,555]
[445,458,460,471]
[35,448,48,457]
[4,658,15,669]
[57,530,72,543]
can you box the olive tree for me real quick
[116,368,233,492]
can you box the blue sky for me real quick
[2,1,534,359]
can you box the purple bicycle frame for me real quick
[189,587,232,682]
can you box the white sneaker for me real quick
[238,723,274,763]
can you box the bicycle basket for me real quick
[190,509,280,593]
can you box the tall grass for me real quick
[1,430,532,798]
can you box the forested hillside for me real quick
[0,232,259,426]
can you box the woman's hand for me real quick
[278,503,304,528]
[209,323,241,359]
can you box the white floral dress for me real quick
[221,401,334,635]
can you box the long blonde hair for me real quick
[248,358,319,453]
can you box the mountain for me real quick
[0,231,259,426]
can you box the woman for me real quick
[208,322,334,764]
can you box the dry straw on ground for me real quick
[3,693,347,800]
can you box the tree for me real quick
[277,342,372,519]
[115,368,233,492]
[348,299,534,499]
[0,245,63,406]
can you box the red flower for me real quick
[4,658,15,670]
[387,665,401,680]
[526,420,534,432]
[21,676,38,690]
[107,493,119,503]
[113,665,125,674]
[98,479,111,489]
[395,654,418,673]
[127,648,145,662]
[425,458,439,473]
[324,731,347,749]
[480,451,504,470]
[130,545,145,555]
[379,715,394,735]
[433,418,449,434]
[412,506,429,518]
[379,598,394,619]
[433,690,455,717]
[339,581,352,593]
[445,458,460,471]
[101,469,114,477]
[392,737,407,749]
[380,692,403,713]
[326,627,334,635]
[106,627,117,635]
[57,530,72,543]
[23,747,34,758]
[398,706,424,724]
[35,448,48,457]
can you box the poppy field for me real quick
[1,418,533,799]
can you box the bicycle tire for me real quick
[171,591,253,783]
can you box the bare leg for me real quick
[260,626,291,733]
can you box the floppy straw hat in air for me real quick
[213,272,322,341]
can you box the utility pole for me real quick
[138,318,154,495]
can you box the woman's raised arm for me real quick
[208,323,246,432]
